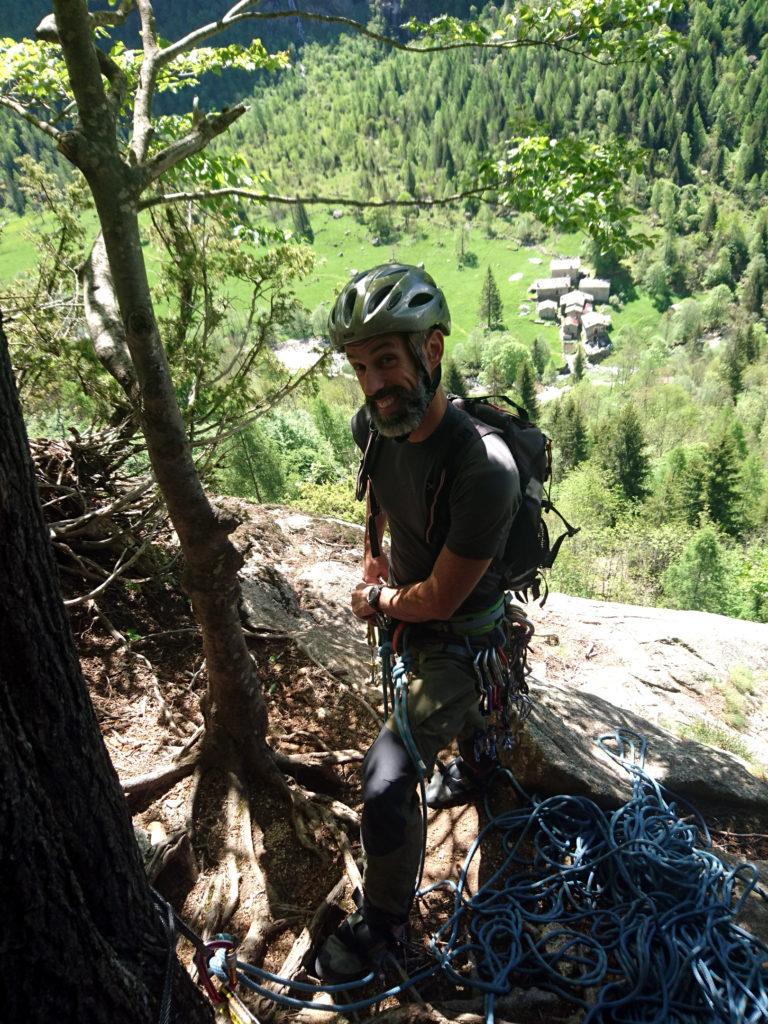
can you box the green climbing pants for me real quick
[360,643,487,925]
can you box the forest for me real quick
[1,0,767,624]
[2,2,768,1022]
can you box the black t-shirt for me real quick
[353,402,521,614]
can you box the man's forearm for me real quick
[376,578,447,623]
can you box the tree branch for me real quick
[0,97,62,143]
[138,184,490,211]
[78,234,141,404]
[139,104,248,184]
[132,0,161,164]
[192,350,329,454]
[51,0,116,142]
[158,7,621,66]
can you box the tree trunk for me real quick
[0,314,212,1024]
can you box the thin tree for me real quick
[515,357,538,420]
[599,403,650,500]
[478,265,504,330]
[444,356,469,398]
[573,345,586,382]
[292,199,314,243]
[531,335,550,379]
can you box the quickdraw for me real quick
[469,599,534,759]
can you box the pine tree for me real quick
[740,254,767,315]
[700,194,718,237]
[721,337,744,398]
[516,358,538,421]
[291,200,314,243]
[704,425,743,536]
[444,357,469,398]
[599,404,650,500]
[573,345,586,382]
[478,266,504,331]
[551,395,588,479]
[531,336,550,379]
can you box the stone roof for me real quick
[532,277,571,291]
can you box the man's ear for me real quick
[423,329,445,371]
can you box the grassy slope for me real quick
[0,203,664,363]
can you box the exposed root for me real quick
[265,877,347,998]
[122,749,200,806]
[186,762,205,837]
[145,825,198,886]
[325,819,363,895]
[275,748,364,768]
[286,783,360,853]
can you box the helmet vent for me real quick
[367,284,394,317]
[342,289,357,326]
[386,288,403,310]
[408,292,432,308]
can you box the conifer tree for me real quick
[291,200,314,243]
[550,395,588,479]
[478,266,504,330]
[700,195,718,237]
[516,358,538,420]
[573,345,586,381]
[740,254,767,315]
[444,357,469,398]
[704,425,743,536]
[721,337,745,398]
[531,336,550,379]
[598,403,650,500]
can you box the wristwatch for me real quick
[366,584,383,611]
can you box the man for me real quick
[316,264,521,981]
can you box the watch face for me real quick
[367,585,381,609]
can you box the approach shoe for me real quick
[314,909,398,983]
[425,756,488,809]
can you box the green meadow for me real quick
[0,204,665,363]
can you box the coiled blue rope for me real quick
[202,728,767,1023]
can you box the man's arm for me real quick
[352,545,491,623]
[362,484,389,584]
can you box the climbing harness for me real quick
[154,729,768,1024]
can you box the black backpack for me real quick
[355,394,579,603]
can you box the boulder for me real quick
[505,682,768,830]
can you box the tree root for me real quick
[122,749,200,807]
[286,782,360,853]
[265,877,347,998]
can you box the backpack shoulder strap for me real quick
[424,404,496,547]
[352,405,386,558]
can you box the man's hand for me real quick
[363,552,389,585]
[351,581,379,620]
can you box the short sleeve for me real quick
[444,434,521,560]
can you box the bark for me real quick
[79,234,140,403]
[0,314,211,1024]
[51,0,275,777]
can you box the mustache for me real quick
[366,385,412,404]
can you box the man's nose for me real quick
[363,367,385,396]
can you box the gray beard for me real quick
[367,379,431,438]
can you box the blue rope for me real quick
[202,729,767,1023]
